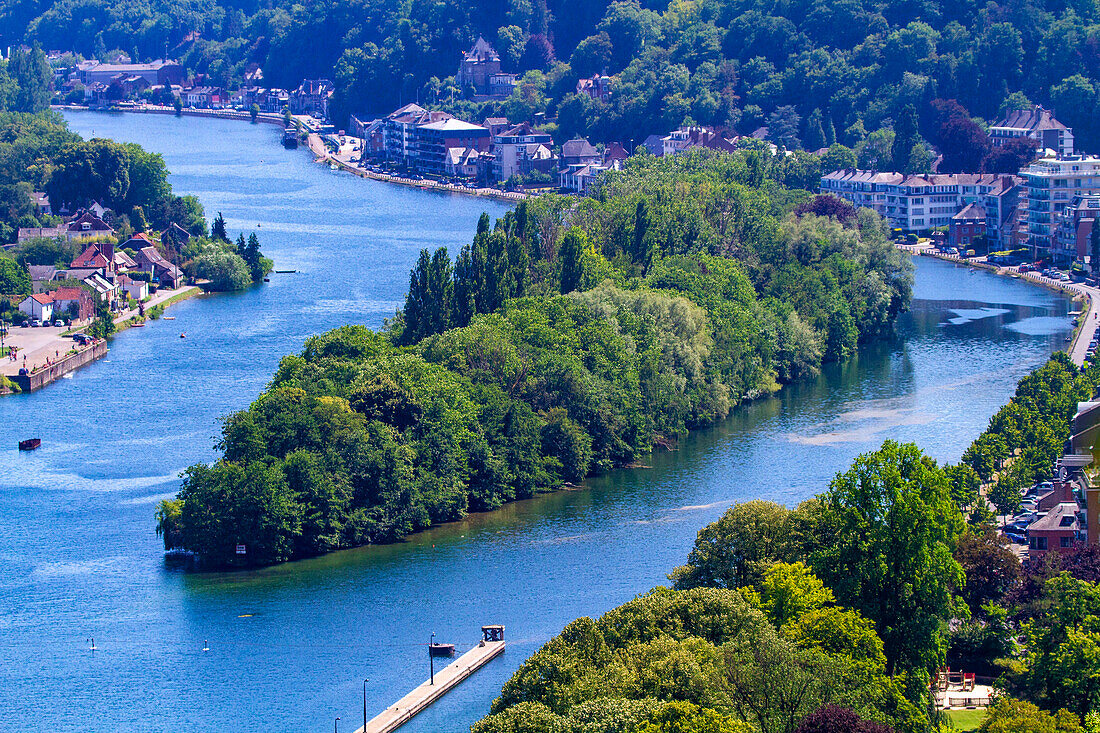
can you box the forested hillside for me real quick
[155,152,912,567]
[11,0,1100,151]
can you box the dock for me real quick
[355,626,505,733]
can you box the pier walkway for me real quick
[355,630,505,733]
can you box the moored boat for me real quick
[18,438,41,451]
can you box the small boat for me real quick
[18,438,41,451]
[162,316,175,321]
[263,278,270,282]
[428,643,455,658]
[131,322,145,327]
[180,333,187,339]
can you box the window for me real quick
[1037,536,1048,550]
[1060,536,1073,548]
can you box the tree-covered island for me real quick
[155,151,912,566]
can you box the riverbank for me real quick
[52,103,286,126]
[304,132,529,203]
[898,243,1095,365]
[0,284,201,393]
[57,104,532,203]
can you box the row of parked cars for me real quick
[20,319,65,328]
[1002,480,1054,544]
[1086,323,1100,362]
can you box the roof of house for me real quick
[418,118,488,133]
[124,233,155,246]
[66,211,113,233]
[27,292,52,305]
[992,105,1070,134]
[446,147,484,167]
[1029,502,1081,532]
[50,286,86,302]
[389,103,427,119]
[562,138,599,158]
[72,244,110,269]
[952,203,986,221]
[464,37,499,62]
[27,265,56,281]
[17,225,67,241]
[160,223,192,241]
[604,141,629,161]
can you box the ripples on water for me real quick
[0,111,1076,732]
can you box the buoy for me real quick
[88,637,97,651]
[203,640,209,652]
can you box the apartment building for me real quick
[491,124,554,181]
[1052,195,1100,264]
[1021,155,1100,257]
[820,170,1022,246]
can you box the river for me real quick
[0,111,1075,732]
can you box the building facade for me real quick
[821,170,1022,244]
[415,119,491,175]
[1021,155,1100,257]
[1052,195,1100,265]
[990,105,1074,157]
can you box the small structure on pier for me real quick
[357,625,507,733]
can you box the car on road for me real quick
[72,333,91,345]
[53,320,63,327]
[30,319,41,327]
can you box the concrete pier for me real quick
[356,630,505,733]
[9,341,108,393]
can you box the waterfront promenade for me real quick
[1,284,198,383]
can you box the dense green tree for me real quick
[977,697,1083,733]
[558,226,585,294]
[211,212,229,241]
[8,45,51,114]
[813,441,964,676]
[0,257,30,296]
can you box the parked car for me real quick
[30,319,41,327]
[52,319,63,327]
[1004,530,1027,544]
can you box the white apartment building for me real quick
[820,170,1022,247]
[1021,155,1100,257]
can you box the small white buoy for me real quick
[203,640,209,652]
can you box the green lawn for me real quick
[946,708,988,731]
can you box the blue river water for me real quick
[0,111,1077,732]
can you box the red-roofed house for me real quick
[71,242,114,271]
[49,286,94,321]
[18,292,55,322]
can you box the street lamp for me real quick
[363,679,369,733]
[429,632,435,685]
[334,716,340,733]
